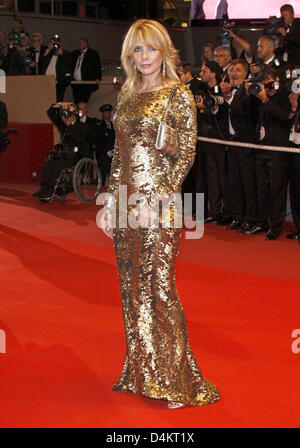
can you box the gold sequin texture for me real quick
[107,83,220,406]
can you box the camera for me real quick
[217,15,236,47]
[59,106,78,119]
[22,51,32,66]
[200,86,225,108]
[263,15,285,49]
[286,69,300,94]
[203,94,225,108]
[52,34,61,50]
[248,81,280,96]
[264,15,285,37]
[8,28,22,47]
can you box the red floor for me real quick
[0,182,299,428]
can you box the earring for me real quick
[162,61,166,77]
[133,62,137,74]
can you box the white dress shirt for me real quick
[73,48,87,81]
[45,55,58,76]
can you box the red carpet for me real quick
[0,182,299,428]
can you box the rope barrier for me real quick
[197,136,300,153]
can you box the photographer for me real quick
[286,92,300,242]
[250,35,289,81]
[71,37,102,104]
[220,58,260,233]
[198,60,230,224]
[41,36,73,101]
[177,62,209,219]
[33,102,89,200]
[29,32,47,75]
[246,67,291,239]
[214,46,232,82]
[277,4,300,67]
[5,17,29,76]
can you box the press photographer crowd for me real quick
[0,16,102,102]
[0,4,300,243]
[178,3,300,242]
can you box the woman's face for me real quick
[131,41,163,77]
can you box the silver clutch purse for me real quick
[155,87,179,158]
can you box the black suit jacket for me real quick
[257,86,291,158]
[226,83,260,143]
[47,105,89,150]
[284,19,300,67]
[72,48,102,81]
[29,45,47,75]
[0,101,8,129]
[96,119,115,154]
[41,49,73,85]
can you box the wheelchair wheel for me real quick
[73,157,102,203]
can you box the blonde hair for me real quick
[120,19,179,98]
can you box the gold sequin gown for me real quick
[107,82,220,406]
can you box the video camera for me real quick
[264,15,285,37]
[0,128,17,151]
[217,14,236,47]
[263,15,285,49]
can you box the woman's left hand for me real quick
[159,140,179,158]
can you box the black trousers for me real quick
[288,152,300,232]
[194,142,209,216]
[56,83,68,102]
[40,152,75,190]
[72,84,98,104]
[203,141,229,218]
[97,153,112,185]
[227,147,257,223]
[182,141,208,216]
[256,153,288,230]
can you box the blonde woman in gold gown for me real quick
[101,19,220,409]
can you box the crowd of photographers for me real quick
[178,3,300,242]
[0,16,102,103]
[1,6,300,241]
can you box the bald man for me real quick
[250,35,289,81]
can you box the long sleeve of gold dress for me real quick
[107,82,220,406]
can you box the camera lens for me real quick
[249,82,262,95]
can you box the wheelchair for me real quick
[46,143,102,204]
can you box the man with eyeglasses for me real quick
[29,32,46,75]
